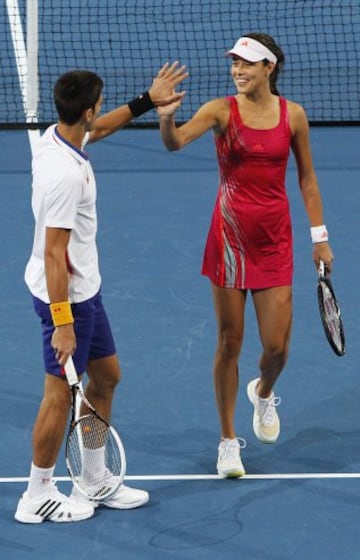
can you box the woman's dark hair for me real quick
[53,70,104,125]
[245,32,285,95]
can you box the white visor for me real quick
[226,37,277,65]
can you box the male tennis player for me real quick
[15,63,188,523]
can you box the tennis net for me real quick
[1,0,359,128]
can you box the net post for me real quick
[26,0,39,124]
[26,0,40,150]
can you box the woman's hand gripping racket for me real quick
[64,356,126,501]
[317,260,345,356]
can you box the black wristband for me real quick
[127,91,155,117]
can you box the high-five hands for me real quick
[149,62,188,107]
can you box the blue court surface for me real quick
[0,125,359,559]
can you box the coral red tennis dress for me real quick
[202,95,293,289]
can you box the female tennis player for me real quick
[157,33,334,477]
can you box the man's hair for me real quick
[53,70,104,125]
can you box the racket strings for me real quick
[321,285,341,340]
[66,414,124,499]
[318,280,345,355]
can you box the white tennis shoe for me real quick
[15,484,94,523]
[71,483,149,510]
[247,378,281,443]
[217,437,246,478]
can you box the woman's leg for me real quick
[252,285,292,397]
[211,284,247,439]
[247,285,292,443]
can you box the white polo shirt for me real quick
[24,124,101,303]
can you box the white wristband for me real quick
[310,225,328,243]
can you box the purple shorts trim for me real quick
[32,291,116,377]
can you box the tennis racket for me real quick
[317,260,345,356]
[64,356,126,501]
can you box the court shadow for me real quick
[245,426,360,475]
[245,385,360,474]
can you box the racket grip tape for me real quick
[64,356,79,386]
[318,259,325,277]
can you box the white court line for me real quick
[1,473,360,483]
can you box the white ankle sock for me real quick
[82,447,106,481]
[27,462,55,498]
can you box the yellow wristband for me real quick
[50,301,74,327]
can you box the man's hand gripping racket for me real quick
[317,260,345,356]
[64,356,126,501]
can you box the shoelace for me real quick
[83,468,112,485]
[257,395,281,426]
[45,482,66,499]
[219,437,247,461]
[81,469,118,499]
[40,482,72,506]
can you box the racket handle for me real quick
[64,356,79,386]
[318,259,325,278]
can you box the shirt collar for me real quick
[53,126,89,162]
